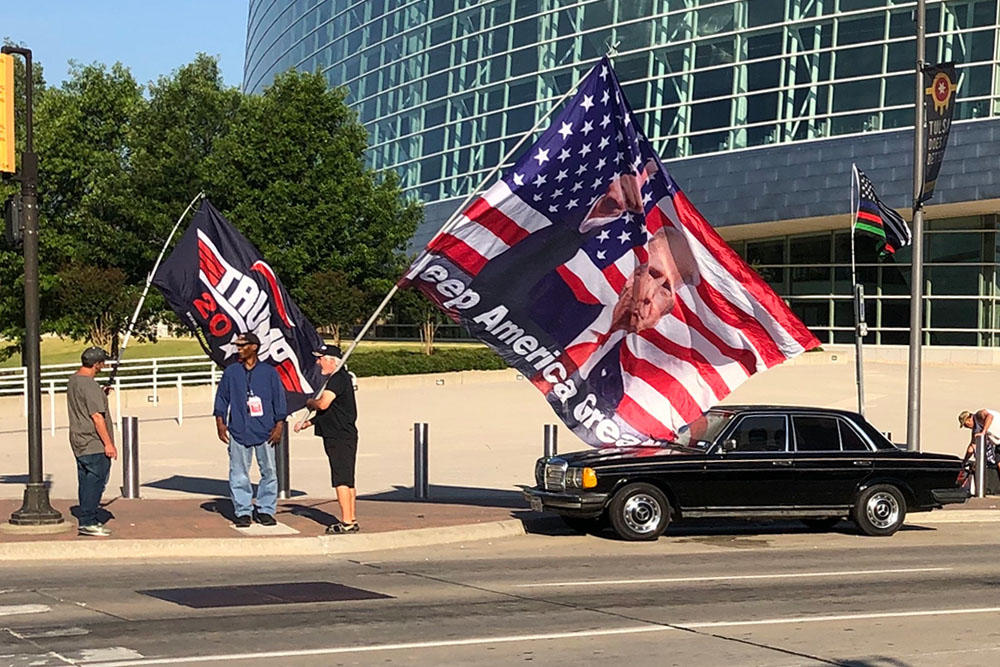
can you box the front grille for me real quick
[544,458,568,491]
[534,459,546,486]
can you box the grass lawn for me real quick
[0,337,485,368]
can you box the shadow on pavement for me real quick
[200,497,236,522]
[144,474,306,498]
[360,485,529,508]
[282,500,339,527]
[521,516,937,541]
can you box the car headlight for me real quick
[566,467,597,489]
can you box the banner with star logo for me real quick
[399,57,819,447]
[152,199,324,412]
[921,62,958,203]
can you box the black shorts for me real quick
[322,436,358,488]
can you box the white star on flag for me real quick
[558,122,573,140]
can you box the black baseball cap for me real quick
[235,332,261,346]
[81,347,109,366]
[313,344,342,358]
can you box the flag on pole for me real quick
[400,57,819,447]
[852,165,912,257]
[152,200,324,411]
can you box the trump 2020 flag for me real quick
[152,200,323,412]
[399,57,819,448]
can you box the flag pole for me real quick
[850,164,866,416]
[906,0,927,452]
[107,191,205,385]
[294,55,610,427]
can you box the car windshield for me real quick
[671,411,735,450]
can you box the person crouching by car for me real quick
[213,332,287,528]
[959,409,1000,489]
[294,344,359,534]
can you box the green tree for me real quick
[130,54,241,269]
[392,288,449,355]
[51,264,140,354]
[296,270,366,346]
[204,70,422,294]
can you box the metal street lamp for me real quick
[2,45,63,526]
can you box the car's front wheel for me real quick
[853,484,906,536]
[608,483,670,541]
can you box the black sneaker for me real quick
[257,513,277,526]
[234,515,252,528]
[326,521,359,535]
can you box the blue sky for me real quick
[1,1,249,89]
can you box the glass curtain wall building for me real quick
[244,0,1000,346]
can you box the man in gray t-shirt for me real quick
[67,347,118,536]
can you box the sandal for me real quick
[326,521,360,535]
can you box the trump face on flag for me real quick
[400,57,818,448]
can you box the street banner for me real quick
[921,62,958,203]
[399,57,819,447]
[852,165,912,257]
[152,200,323,412]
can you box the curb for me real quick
[0,519,530,562]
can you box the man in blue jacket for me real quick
[213,332,287,527]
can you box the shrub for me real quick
[345,347,507,377]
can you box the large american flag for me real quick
[400,57,819,447]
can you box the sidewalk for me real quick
[0,492,547,561]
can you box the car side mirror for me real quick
[723,438,737,452]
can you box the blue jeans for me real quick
[228,439,277,517]
[76,452,111,526]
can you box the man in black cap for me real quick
[213,332,288,528]
[67,346,117,536]
[294,343,359,534]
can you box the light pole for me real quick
[905,2,927,453]
[2,45,63,526]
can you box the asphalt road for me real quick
[3,518,1000,666]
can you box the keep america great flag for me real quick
[400,57,819,448]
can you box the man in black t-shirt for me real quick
[295,344,360,534]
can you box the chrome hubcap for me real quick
[866,492,900,529]
[622,494,662,534]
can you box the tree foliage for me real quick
[0,53,422,356]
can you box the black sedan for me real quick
[523,406,969,541]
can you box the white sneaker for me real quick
[78,524,111,537]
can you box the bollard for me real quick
[544,424,558,458]
[275,421,291,500]
[176,376,183,425]
[121,416,140,499]
[115,377,122,433]
[48,380,56,436]
[976,433,986,499]
[414,422,429,500]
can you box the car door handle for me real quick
[852,460,871,466]
[772,460,792,466]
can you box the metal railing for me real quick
[0,356,221,426]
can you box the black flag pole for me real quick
[293,54,612,430]
[106,191,205,388]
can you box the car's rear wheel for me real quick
[801,517,841,531]
[853,484,906,536]
[608,483,670,541]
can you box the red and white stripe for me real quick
[404,181,551,280]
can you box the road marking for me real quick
[80,604,1000,666]
[0,604,50,617]
[514,567,952,588]
[10,626,89,639]
[683,606,1000,629]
